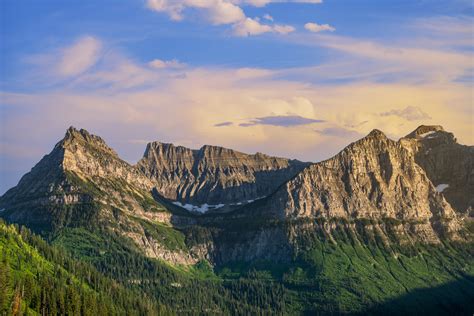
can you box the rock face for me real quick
[402,125,474,215]
[251,129,462,244]
[137,141,308,205]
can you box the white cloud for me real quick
[273,24,296,34]
[147,0,245,25]
[146,0,184,21]
[304,22,335,32]
[233,17,294,36]
[57,36,102,76]
[149,59,186,69]
[204,1,246,25]
[146,0,318,36]
[233,18,272,36]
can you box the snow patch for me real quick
[0,208,4,213]
[435,184,449,193]
[173,195,268,213]
[418,131,436,138]
[172,201,225,214]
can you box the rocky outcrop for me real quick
[137,141,308,205]
[402,125,474,215]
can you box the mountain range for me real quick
[0,125,473,315]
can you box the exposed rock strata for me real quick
[246,129,462,244]
[137,141,308,205]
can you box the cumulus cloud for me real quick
[273,24,296,35]
[149,59,186,69]
[233,18,272,36]
[205,1,246,25]
[147,0,244,25]
[380,106,432,121]
[233,17,294,36]
[239,115,325,127]
[146,0,316,36]
[304,22,335,32]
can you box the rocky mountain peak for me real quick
[405,125,445,139]
[366,128,387,139]
[60,126,118,158]
[143,141,188,158]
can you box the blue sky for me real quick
[0,0,473,194]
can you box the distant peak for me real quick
[405,125,444,139]
[147,141,174,149]
[367,129,387,139]
[64,126,94,140]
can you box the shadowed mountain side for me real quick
[364,276,474,316]
[402,125,474,215]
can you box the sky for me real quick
[0,0,473,194]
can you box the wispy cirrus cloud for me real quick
[25,36,103,78]
[57,36,103,77]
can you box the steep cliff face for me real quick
[137,141,309,205]
[402,125,474,215]
[248,129,462,244]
